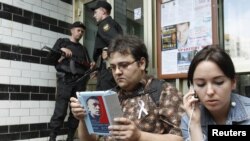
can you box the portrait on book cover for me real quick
[86,96,110,133]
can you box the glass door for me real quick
[84,1,98,61]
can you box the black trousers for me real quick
[49,73,89,135]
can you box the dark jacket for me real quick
[93,16,123,90]
[93,16,123,62]
[52,38,91,75]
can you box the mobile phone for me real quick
[193,90,199,101]
[193,91,198,98]
[190,85,198,99]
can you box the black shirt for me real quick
[53,38,91,75]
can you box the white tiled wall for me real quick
[0,100,56,125]
[0,0,73,130]
[0,59,57,87]
[0,0,72,22]
[0,19,69,50]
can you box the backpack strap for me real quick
[112,79,165,105]
[145,79,165,106]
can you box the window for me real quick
[223,0,250,97]
[224,0,250,73]
[114,0,144,38]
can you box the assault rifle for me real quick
[41,46,100,85]
[42,46,85,64]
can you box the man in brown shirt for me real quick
[70,35,184,141]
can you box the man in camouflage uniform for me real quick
[70,35,184,141]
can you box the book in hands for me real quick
[76,90,123,135]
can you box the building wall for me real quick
[0,0,73,140]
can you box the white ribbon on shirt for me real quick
[138,100,148,119]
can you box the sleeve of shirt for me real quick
[52,38,64,51]
[181,114,208,141]
[158,82,185,136]
[181,114,190,140]
[45,38,64,65]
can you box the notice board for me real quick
[157,0,218,79]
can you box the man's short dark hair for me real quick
[70,21,86,30]
[108,35,149,70]
[86,96,99,105]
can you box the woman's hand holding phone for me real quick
[183,86,201,123]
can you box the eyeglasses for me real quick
[109,60,137,71]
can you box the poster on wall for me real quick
[160,0,212,75]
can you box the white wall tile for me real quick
[0,68,21,76]
[39,115,51,123]
[39,101,52,108]
[64,16,72,23]
[47,0,58,6]
[12,21,23,30]
[30,108,47,116]
[57,33,69,39]
[0,117,20,125]
[12,30,32,40]
[40,72,56,79]
[10,109,29,116]
[23,24,41,35]
[0,59,11,67]
[0,109,9,117]
[32,34,49,43]
[48,108,55,115]
[48,38,58,46]
[22,39,41,49]
[50,11,65,22]
[30,78,48,86]
[13,0,32,11]
[0,36,22,46]
[20,116,39,124]
[11,61,31,70]
[10,77,30,85]
[42,1,58,12]
[58,7,72,17]
[23,0,42,7]
[0,76,10,84]
[0,101,11,109]
[48,80,56,87]
[0,0,13,5]
[48,66,56,73]
[28,137,49,141]
[22,70,40,78]
[41,29,58,39]
[21,101,39,108]
[1,19,13,28]
[31,63,48,71]
[0,26,12,36]
[32,5,50,17]
[9,101,21,108]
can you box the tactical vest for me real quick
[54,38,90,75]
